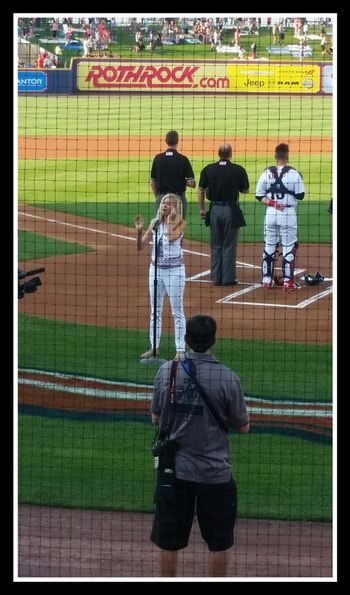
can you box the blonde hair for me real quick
[151,193,183,229]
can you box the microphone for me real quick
[153,219,161,231]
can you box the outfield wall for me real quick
[18,58,333,95]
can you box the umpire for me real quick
[150,130,196,219]
[198,144,249,286]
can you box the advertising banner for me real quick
[227,63,320,93]
[77,60,229,92]
[322,64,333,94]
[18,70,47,93]
[76,59,322,95]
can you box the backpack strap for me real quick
[156,359,179,441]
[181,358,228,433]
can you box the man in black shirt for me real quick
[198,144,249,286]
[150,130,196,218]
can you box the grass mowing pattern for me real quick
[18,60,333,522]
[29,200,332,244]
[18,230,94,261]
[18,415,331,521]
[19,313,332,402]
[18,95,332,137]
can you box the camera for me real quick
[152,438,178,472]
[18,267,45,299]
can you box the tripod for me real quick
[140,221,167,366]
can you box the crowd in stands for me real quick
[17,16,333,67]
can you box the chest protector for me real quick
[268,166,296,199]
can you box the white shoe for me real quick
[141,348,160,358]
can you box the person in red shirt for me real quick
[36,53,44,68]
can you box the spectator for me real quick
[135,30,145,52]
[320,33,328,55]
[272,22,278,44]
[43,54,54,68]
[54,44,63,66]
[36,53,44,68]
[50,20,59,39]
[150,130,196,219]
[83,37,91,58]
[155,31,162,49]
[149,30,155,50]
[278,23,285,45]
[302,19,309,40]
[251,41,257,59]
[62,19,68,41]
[233,26,241,46]
[150,314,250,577]
[198,144,249,286]
[238,46,245,59]
[66,24,73,44]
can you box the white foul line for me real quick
[19,212,211,259]
[18,211,135,242]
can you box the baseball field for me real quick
[17,71,333,576]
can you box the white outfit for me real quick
[256,166,305,283]
[149,223,186,351]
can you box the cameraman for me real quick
[18,267,44,299]
[150,315,250,577]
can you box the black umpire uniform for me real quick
[198,146,249,286]
[150,146,195,219]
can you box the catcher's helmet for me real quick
[303,272,324,285]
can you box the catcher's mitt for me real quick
[273,273,284,286]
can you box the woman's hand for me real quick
[167,207,177,224]
[134,214,144,231]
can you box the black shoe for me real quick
[221,280,238,286]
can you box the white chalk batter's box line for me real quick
[186,269,333,309]
[217,284,333,309]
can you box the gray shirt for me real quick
[151,352,250,483]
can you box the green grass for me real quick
[17,34,333,521]
[18,415,332,520]
[27,199,332,244]
[18,230,94,260]
[18,94,332,137]
[18,154,333,201]
[19,313,332,401]
[110,25,333,63]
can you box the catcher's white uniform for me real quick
[255,165,305,284]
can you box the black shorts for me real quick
[150,476,237,552]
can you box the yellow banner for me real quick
[227,63,320,93]
[77,60,320,94]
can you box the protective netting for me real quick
[16,14,334,580]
